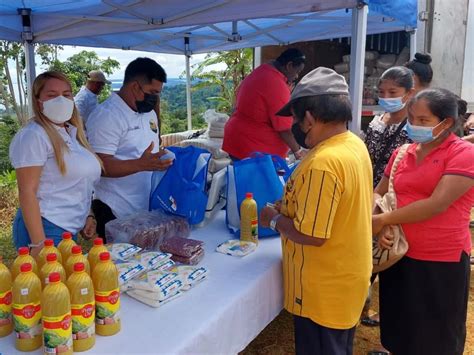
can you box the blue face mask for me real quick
[405,120,444,144]
[378,97,406,113]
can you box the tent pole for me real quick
[253,47,262,69]
[349,2,368,134]
[185,37,192,130]
[409,29,417,60]
[19,8,36,118]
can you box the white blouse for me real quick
[9,121,101,233]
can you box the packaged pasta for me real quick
[106,243,142,261]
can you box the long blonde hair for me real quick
[32,71,102,175]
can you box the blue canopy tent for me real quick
[0,0,417,131]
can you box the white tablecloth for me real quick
[1,212,284,354]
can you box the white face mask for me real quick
[41,95,74,124]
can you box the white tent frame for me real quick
[11,1,416,133]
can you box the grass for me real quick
[1,188,473,354]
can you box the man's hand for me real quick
[138,142,173,171]
[260,206,279,228]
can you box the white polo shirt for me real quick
[74,86,98,124]
[86,92,159,218]
[9,122,101,233]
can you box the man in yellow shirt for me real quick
[261,67,373,354]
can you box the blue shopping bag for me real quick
[226,153,289,237]
[149,146,211,225]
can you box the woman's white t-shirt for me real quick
[9,121,101,233]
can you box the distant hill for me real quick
[110,77,197,91]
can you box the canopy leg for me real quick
[185,37,192,130]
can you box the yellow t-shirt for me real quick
[281,131,373,329]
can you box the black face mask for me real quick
[135,83,159,113]
[292,123,309,149]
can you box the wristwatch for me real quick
[270,214,282,232]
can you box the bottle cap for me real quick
[48,272,60,283]
[93,238,104,246]
[20,263,32,273]
[71,245,82,255]
[44,239,54,247]
[46,253,57,262]
[245,192,253,199]
[62,232,72,240]
[18,247,29,256]
[99,252,110,261]
[73,262,85,272]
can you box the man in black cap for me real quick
[260,67,373,354]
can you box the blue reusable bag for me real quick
[149,146,211,225]
[226,153,289,238]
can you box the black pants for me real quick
[91,199,116,242]
[294,315,356,355]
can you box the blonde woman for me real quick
[9,71,102,256]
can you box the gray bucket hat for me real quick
[276,67,349,116]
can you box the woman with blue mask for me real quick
[361,66,415,337]
[373,88,473,355]
[364,66,416,187]
[9,72,103,256]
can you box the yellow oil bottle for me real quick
[42,272,73,354]
[37,239,62,270]
[12,263,42,351]
[11,247,39,280]
[67,262,95,352]
[240,192,258,244]
[92,252,120,336]
[65,245,90,278]
[0,256,13,338]
[88,238,108,273]
[58,232,77,265]
[40,253,66,289]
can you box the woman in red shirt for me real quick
[372,88,474,355]
[222,48,305,160]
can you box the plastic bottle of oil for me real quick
[58,232,77,265]
[11,247,39,280]
[12,263,42,351]
[92,252,120,336]
[65,245,90,278]
[42,272,73,355]
[37,239,62,270]
[40,253,66,289]
[0,256,13,338]
[67,262,95,352]
[88,238,108,273]
[240,192,258,244]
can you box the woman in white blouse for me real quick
[9,71,102,256]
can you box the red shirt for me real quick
[384,134,474,262]
[222,64,293,159]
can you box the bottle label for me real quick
[95,288,120,325]
[12,302,42,339]
[0,289,12,326]
[71,303,95,340]
[42,313,73,354]
[251,219,258,237]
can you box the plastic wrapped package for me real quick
[105,210,191,251]
[177,137,228,159]
[124,269,180,292]
[376,54,397,70]
[127,289,183,308]
[116,260,147,286]
[160,236,204,258]
[334,62,350,74]
[133,252,172,271]
[168,265,208,291]
[216,239,257,257]
[170,248,205,265]
[203,109,229,139]
[208,157,232,174]
[106,243,142,261]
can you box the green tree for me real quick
[49,50,120,102]
[0,41,62,124]
[188,49,253,113]
[0,115,20,172]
